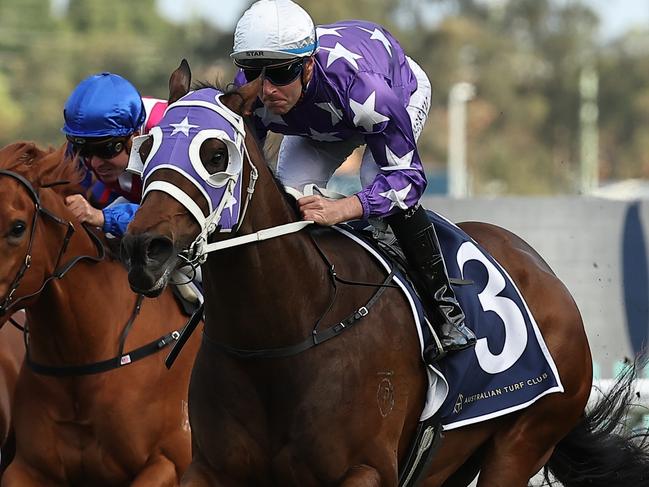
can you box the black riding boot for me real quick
[386,205,476,363]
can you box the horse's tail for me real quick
[544,360,649,486]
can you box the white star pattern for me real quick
[382,145,415,171]
[379,184,412,211]
[316,26,346,38]
[225,194,238,218]
[308,128,342,142]
[321,43,363,69]
[349,91,390,132]
[254,106,287,127]
[170,116,199,136]
[315,102,344,126]
[358,27,392,56]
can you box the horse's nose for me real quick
[121,233,175,269]
[145,236,175,265]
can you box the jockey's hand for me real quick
[64,194,105,228]
[298,195,363,226]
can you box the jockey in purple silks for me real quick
[231,0,476,362]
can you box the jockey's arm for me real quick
[102,203,139,237]
[65,193,139,237]
[346,72,427,219]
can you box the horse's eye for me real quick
[205,149,228,173]
[210,150,227,166]
[9,221,26,239]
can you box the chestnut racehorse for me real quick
[0,142,200,486]
[0,314,24,476]
[122,61,649,486]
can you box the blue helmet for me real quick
[62,72,146,139]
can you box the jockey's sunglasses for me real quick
[242,59,305,86]
[67,136,129,160]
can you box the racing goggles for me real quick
[241,59,305,86]
[67,136,129,160]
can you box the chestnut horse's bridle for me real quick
[0,169,105,317]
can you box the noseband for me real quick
[0,169,105,316]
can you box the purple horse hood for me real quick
[140,88,247,231]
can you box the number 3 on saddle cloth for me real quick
[341,210,563,429]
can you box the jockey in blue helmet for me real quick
[63,72,146,140]
[62,72,166,237]
[62,73,202,306]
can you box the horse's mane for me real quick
[0,141,85,197]
[193,80,251,119]
[270,173,301,216]
[192,79,233,94]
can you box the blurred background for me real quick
[3,0,649,197]
[3,0,649,430]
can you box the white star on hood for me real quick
[315,102,344,126]
[358,27,392,56]
[382,145,415,171]
[170,116,199,136]
[379,184,412,211]
[224,194,238,218]
[321,43,363,69]
[349,91,390,132]
[254,106,287,127]
[308,128,342,142]
[316,26,346,38]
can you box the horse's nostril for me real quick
[146,237,174,264]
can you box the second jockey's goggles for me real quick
[67,135,129,160]
[237,58,305,86]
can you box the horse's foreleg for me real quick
[338,465,382,486]
[130,455,179,487]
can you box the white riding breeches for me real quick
[275,57,432,192]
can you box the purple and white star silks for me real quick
[141,88,245,231]
[235,19,428,219]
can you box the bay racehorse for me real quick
[122,61,649,486]
[0,313,24,475]
[0,142,201,486]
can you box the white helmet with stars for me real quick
[231,0,318,67]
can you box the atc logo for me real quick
[453,394,463,414]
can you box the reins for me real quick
[142,88,397,364]
[200,229,397,360]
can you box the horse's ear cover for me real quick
[126,135,149,176]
